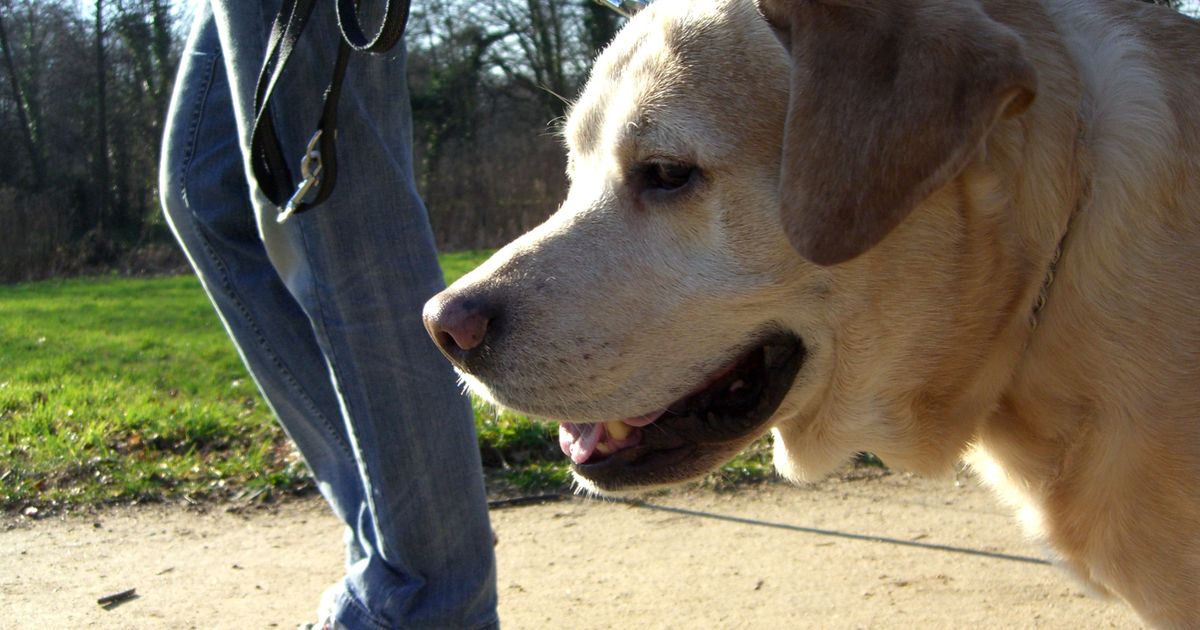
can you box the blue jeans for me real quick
[158,2,498,628]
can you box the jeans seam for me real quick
[292,217,363,468]
[186,212,355,462]
[174,48,354,463]
[178,50,219,209]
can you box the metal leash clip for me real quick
[277,130,325,224]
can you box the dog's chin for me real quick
[563,334,806,493]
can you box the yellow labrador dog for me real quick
[424,0,1200,625]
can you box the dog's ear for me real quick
[755,0,1036,265]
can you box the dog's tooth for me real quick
[606,420,632,440]
[596,442,614,455]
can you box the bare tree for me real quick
[92,0,109,238]
[405,0,633,249]
[0,0,630,280]
[0,0,50,190]
[0,0,185,280]
[482,0,594,119]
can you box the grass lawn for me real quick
[0,250,772,514]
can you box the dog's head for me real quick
[424,0,1040,493]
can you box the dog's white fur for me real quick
[434,0,1200,625]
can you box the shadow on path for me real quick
[601,495,1053,567]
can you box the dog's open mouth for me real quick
[559,334,805,489]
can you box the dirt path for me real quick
[3,471,1142,629]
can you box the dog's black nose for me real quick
[423,291,499,370]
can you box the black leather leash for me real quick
[250,0,412,223]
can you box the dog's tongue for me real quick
[559,422,603,464]
[558,412,660,464]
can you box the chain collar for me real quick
[1029,242,1062,330]
[1028,205,1081,332]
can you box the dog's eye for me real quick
[643,161,697,192]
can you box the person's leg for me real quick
[162,2,497,628]
[159,2,369,564]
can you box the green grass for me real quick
[0,250,775,513]
[0,274,303,511]
[438,250,495,285]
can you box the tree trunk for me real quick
[581,0,619,58]
[0,7,44,189]
[92,0,109,237]
[150,0,172,117]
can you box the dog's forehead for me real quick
[564,0,777,162]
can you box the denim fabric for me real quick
[159,2,498,628]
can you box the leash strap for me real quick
[250,0,411,223]
[336,0,410,52]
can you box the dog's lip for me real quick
[556,346,751,465]
[619,410,667,427]
[585,442,697,474]
[559,333,805,478]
